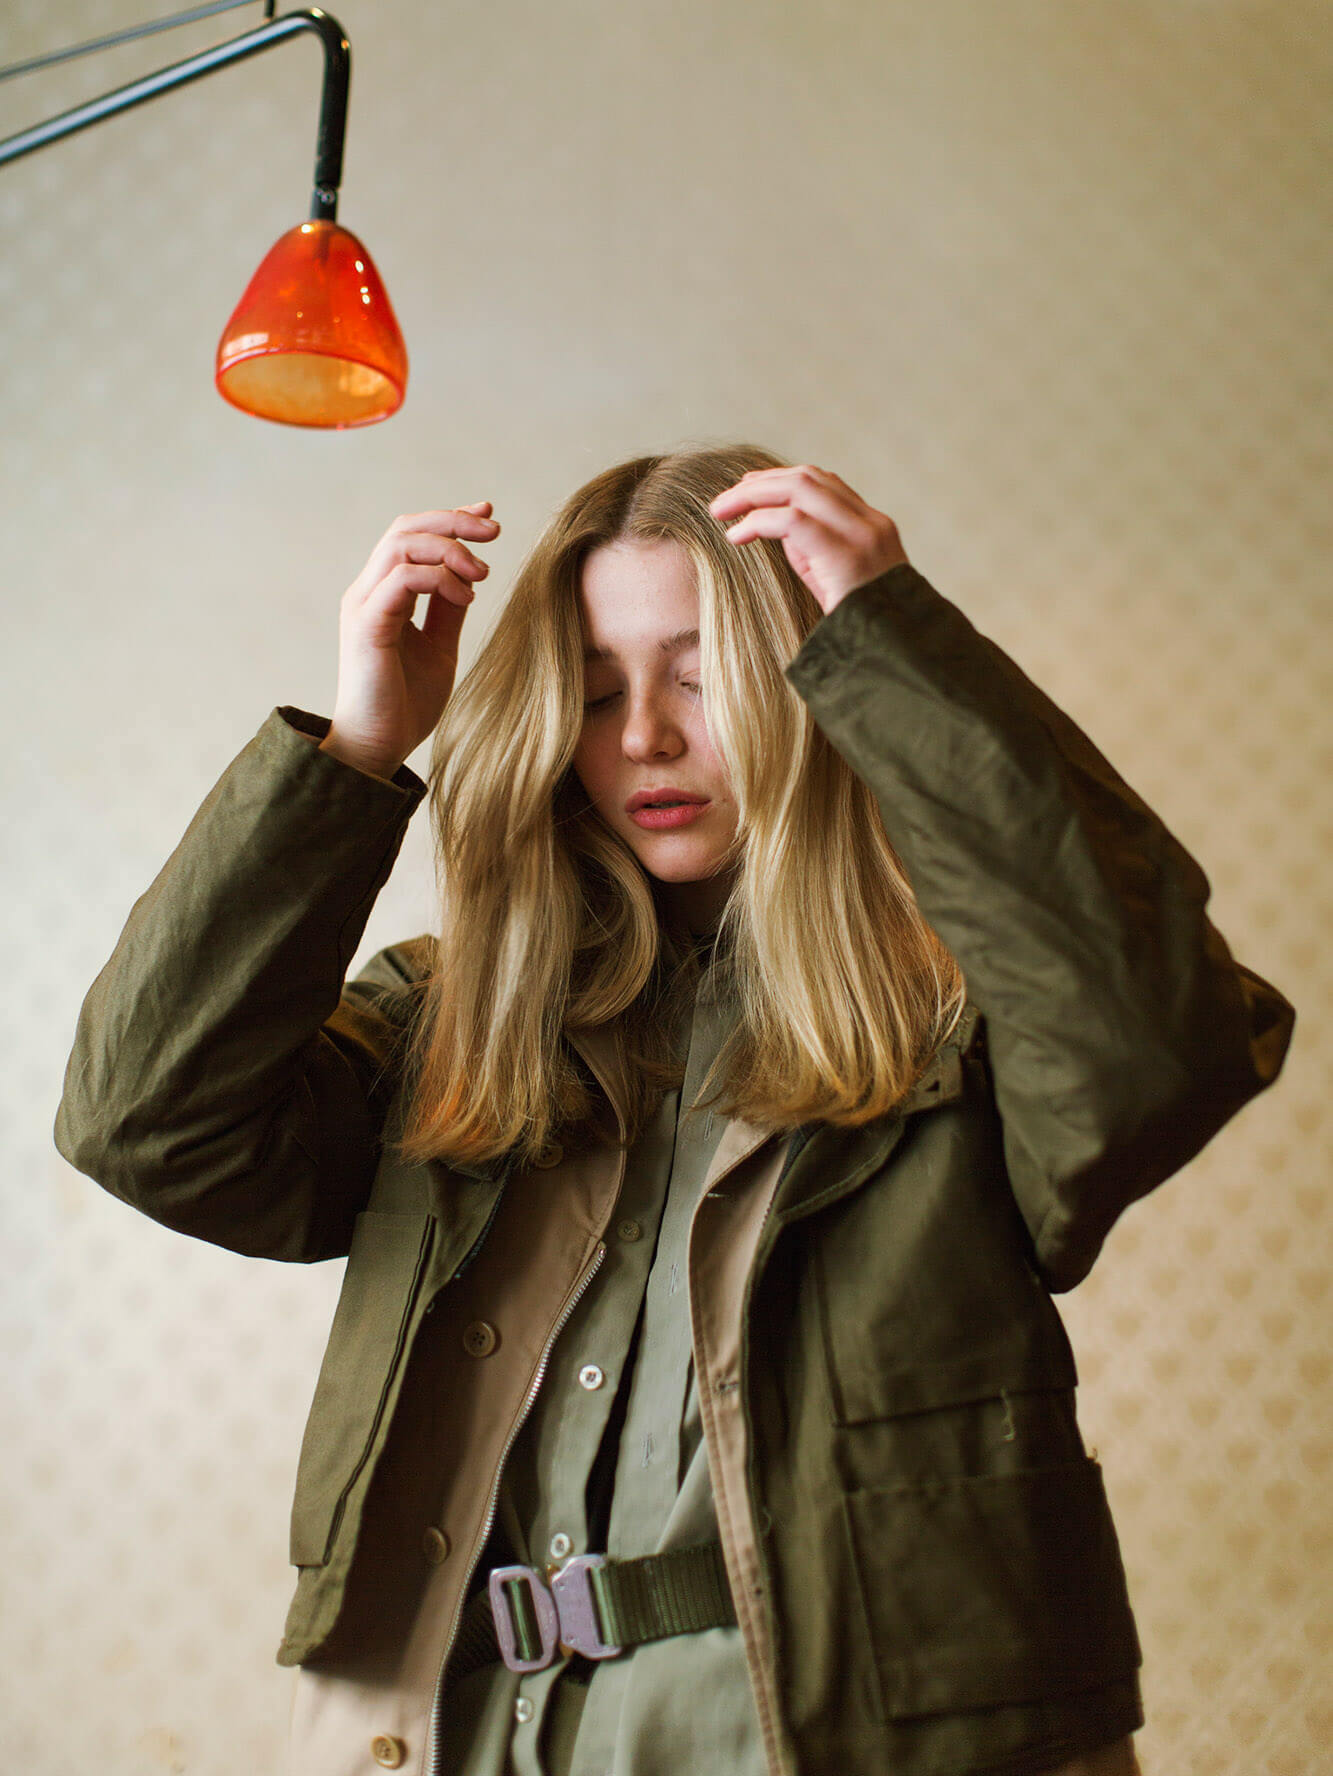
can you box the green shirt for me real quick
[435,943,784,1776]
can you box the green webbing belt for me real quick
[446,1541,736,1689]
[587,1541,736,1647]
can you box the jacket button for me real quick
[578,1364,604,1391]
[515,1697,535,1724]
[617,1219,642,1242]
[370,1736,406,1768]
[421,1526,451,1565]
[462,1320,499,1357]
[533,1140,563,1167]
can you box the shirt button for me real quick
[549,1532,573,1560]
[578,1364,605,1391]
[462,1320,499,1358]
[515,1697,535,1724]
[533,1140,564,1168]
[617,1219,642,1242]
[370,1736,406,1768]
[421,1526,451,1565]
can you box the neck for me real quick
[653,869,734,937]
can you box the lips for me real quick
[625,788,710,813]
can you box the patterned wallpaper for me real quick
[2,2,1327,1771]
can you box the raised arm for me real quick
[53,710,430,1261]
[713,465,1295,1289]
[54,503,501,1262]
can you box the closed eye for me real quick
[582,682,701,712]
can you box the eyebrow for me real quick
[582,627,700,665]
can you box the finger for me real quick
[396,531,491,579]
[713,475,859,536]
[416,579,470,651]
[708,465,834,506]
[354,527,491,605]
[389,507,501,539]
[362,561,475,636]
[721,504,820,546]
[708,469,853,530]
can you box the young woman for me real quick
[55,445,1294,1776]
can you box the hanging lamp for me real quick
[215,218,407,427]
[0,3,407,428]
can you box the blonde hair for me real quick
[396,442,965,1169]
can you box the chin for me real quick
[647,858,729,888]
[623,840,691,876]
[638,857,702,885]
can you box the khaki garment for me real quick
[438,943,777,1776]
[283,1025,788,1776]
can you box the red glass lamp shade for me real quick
[215,220,407,428]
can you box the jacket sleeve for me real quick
[785,563,1296,1291]
[53,707,431,1265]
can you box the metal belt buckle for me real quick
[489,1554,623,1673]
[488,1565,559,1673]
[550,1554,623,1661]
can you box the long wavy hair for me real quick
[396,442,965,1169]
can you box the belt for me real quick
[446,1542,737,1685]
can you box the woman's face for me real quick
[572,538,739,932]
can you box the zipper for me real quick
[423,1236,608,1776]
[680,1129,795,1776]
[683,1123,831,1776]
[688,1246,789,1776]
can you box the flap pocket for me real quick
[815,1238,1077,1424]
[843,1459,1141,1718]
[289,1209,433,1567]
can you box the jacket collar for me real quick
[566,1020,631,1142]
[454,999,978,1190]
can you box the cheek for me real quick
[571,732,616,810]
[687,709,730,791]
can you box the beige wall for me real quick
[3,2,1327,1770]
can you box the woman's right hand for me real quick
[319,504,501,780]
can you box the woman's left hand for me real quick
[708,464,910,615]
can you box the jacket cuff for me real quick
[272,706,430,803]
[785,562,956,694]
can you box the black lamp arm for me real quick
[0,7,350,223]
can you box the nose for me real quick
[621,690,685,761]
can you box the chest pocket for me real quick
[289,1209,433,1567]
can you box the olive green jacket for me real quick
[54,564,1294,1776]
